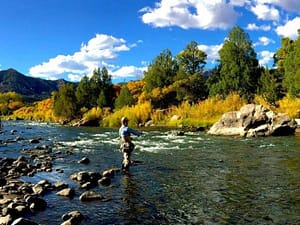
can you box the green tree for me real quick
[280,31,300,96]
[115,85,135,109]
[143,49,178,92]
[88,67,114,108]
[75,75,91,108]
[258,68,280,105]
[100,67,114,108]
[211,26,260,100]
[97,90,107,108]
[89,68,102,107]
[174,41,208,102]
[176,40,207,76]
[54,84,78,120]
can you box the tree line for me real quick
[53,26,300,122]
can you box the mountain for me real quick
[0,68,71,102]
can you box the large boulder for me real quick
[208,104,297,137]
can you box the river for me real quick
[1,120,300,225]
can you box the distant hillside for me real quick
[0,68,70,102]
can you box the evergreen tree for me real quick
[281,31,300,96]
[176,40,207,75]
[175,41,208,102]
[54,84,78,120]
[89,68,102,107]
[115,85,135,109]
[212,26,260,100]
[258,68,280,105]
[100,67,114,108]
[143,49,178,92]
[75,75,91,108]
[97,90,107,108]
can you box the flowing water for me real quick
[1,120,300,225]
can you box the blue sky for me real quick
[0,0,300,83]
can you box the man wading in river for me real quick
[119,117,142,172]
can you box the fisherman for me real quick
[119,116,142,172]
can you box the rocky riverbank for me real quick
[0,129,120,225]
[208,104,298,137]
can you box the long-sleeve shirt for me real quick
[119,125,141,140]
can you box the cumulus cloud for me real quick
[256,0,300,12]
[276,17,300,40]
[246,23,271,31]
[250,3,280,21]
[229,0,249,7]
[111,65,147,80]
[198,44,223,63]
[29,34,144,82]
[258,50,275,66]
[254,36,275,46]
[140,0,239,30]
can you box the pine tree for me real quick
[258,68,279,105]
[212,26,260,100]
[115,85,135,109]
[54,84,78,120]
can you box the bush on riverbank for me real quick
[7,93,300,128]
[10,97,57,122]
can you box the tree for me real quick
[53,84,78,120]
[212,26,260,100]
[97,90,107,108]
[143,49,178,92]
[100,67,114,108]
[75,75,91,109]
[115,85,135,109]
[174,41,208,102]
[276,30,300,96]
[258,68,280,105]
[89,68,102,107]
[87,67,114,108]
[176,41,207,76]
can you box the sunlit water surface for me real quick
[1,120,299,224]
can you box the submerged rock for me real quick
[79,191,103,201]
[208,104,297,137]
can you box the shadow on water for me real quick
[1,120,300,224]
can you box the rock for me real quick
[98,177,111,186]
[102,168,116,178]
[208,104,297,137]
[25,195,47,212]
[53,181,69,190]
[0,215,12,225]
[11,217,39,225]
[78,157,90,164]
[70,171,101,186]
[56,188,75,198]
[171,130,184,136]
[32,184,46,195]
[61,210,84,225]
[144,120,153,127]
[79,191,103,201]
[29,139,40,144]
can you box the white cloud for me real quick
[258,50,274,66]
[246,23,271,31]
[111,65,147,80]
[140,0,239,30]
[256,0,300,12]
[250,3,280,21]
[276,17,300,40]
[198,44,223,63]
[29,34,144,82]
[254,36,275,46]
[229,0,249,7]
